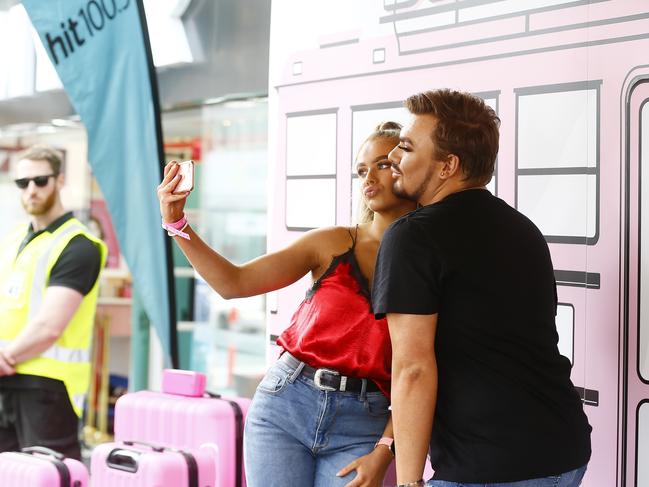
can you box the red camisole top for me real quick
[276,229,392,397]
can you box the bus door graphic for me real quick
[623,76,649,487]
[268,1,649,485]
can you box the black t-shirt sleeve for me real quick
[48,235,102,296]
[372,218,441,319]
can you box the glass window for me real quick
[640,100,649,381]
[351,177,363,223]
[518,173,596,238]
[351,104,409,160]
[286,112,337,176]
[163,98,269,398]
[518,90,597,169]
[556,303,574,363]
[516,83,600,244]
[479,94,498,195]
[639,402,649,487]
[285,110,337,230]
[286,178,336,229]
[0,98,269,398]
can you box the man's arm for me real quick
[388,312,438,485]
[1,286,83,365]
[0,350,15,376]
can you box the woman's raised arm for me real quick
[158,161,329,299]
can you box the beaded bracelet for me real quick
[397,480,425,487]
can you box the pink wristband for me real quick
[162,215,190,240]
[165,214,187,230]
[374,437,394,456]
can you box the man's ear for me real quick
[439,154,460,180]
[56,172,65,189]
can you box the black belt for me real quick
[280,353,380,393]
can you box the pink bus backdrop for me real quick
[266,1,649,485]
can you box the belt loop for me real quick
[360,378,367,400]
[288,361,305,383]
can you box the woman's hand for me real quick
[336,445,393,487]
[157,161,189,223]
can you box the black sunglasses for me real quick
[14,174,57,189]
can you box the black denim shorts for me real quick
[0,374,80,460]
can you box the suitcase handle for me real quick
[20,447,71,487]
[122,440,165,452]
[112,441,199,487]
[21,446,65,461]
[107,448,140,473]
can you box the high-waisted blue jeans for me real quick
[244,359,391,487]
[426,464,587,487]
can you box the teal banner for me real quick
[23,0,177,365]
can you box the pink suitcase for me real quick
[0,446,89,487]
[91,440,216,487]
[115,369,250,487]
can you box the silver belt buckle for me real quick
[313,368,339,391]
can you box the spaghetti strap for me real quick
[347,224,359,249]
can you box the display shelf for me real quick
[178,321,196,331]
[97,297,132,306]
[101,268,131,280]
[174,267,196,278]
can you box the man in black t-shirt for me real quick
[0,146,104,460]
[372,90,591,487]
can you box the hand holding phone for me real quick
[173,160,194,194]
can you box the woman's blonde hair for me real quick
[355,121,402,223]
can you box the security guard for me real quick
[0,145,106,460]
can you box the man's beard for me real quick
[392,164,436,203]
[22,190,56,216]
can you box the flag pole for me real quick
[134,0,179,368]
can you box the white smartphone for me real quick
[173,160,194,194]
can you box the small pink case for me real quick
[0,446,89,486]
[162,369,206,397]
[91,440,216,487]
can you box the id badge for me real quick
[4,272,26,300]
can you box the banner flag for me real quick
[23,0,178,366]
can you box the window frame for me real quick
[514,80,601,245]
[284,108,338,231]
[556,302,575,364]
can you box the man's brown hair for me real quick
[405,89,500,185]
[17,145,64,174]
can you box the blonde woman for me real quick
[158,122,414,487]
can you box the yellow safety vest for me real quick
[0,217,107,417]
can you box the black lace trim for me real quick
[305,248,372,303]
[347,249,372,302]
[305,250,351,300]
